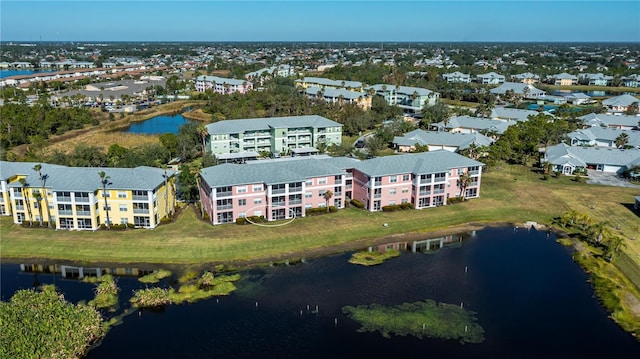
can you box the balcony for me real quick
[216,191,232,198]
[15,205,24,210]
[433,189,445,194]
[76,211,92,216]
[271,201,286,207]
[469,170,480,176]
[133,209,150,214]
[374,181,382,186]
[271,188,286,195]
[345,184,353,190]
[374,194,382,199]
[216,205,233,210]
[57,196,72,202]
[289,199,302,205]
[75,197,90,203]
[419,191,431,196]
[133,195,148,201]
[58,210,73,215]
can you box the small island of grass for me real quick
[138,269,172,284]
[348,249,400,266]
[342,299,485,344]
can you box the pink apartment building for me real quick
[199,157,359,225]
[351,151,483,211]
[199,151,483,225]
[194,75,253,94]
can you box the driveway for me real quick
[586,170,640,188]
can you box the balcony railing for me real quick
[469,170,480,176]
[76,211,92,216]
[133,209,150,214]
[271,188,286,194]
[374,181,382,186]
[133,195,148,201]
[289,199,302,205]
[217,191,232,198]
[433,189,445,194]
[15,205,24,210]
[75,197,90,203]
[58,210,73,215]
[374,194,382,199]
[216,205,233,210]
[57,196,72,202]
[419,191,431,196]
[271,201,286,207]
[345,184,353,189]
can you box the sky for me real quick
[1,1,638,42]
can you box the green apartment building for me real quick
[205,115,343,159]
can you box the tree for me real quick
[587,221,611,244]
[190,162,204,218]
[32,190,44,227]
[323,190,334,212]
[18,178,33,226]
[457,170,472,200]
[625,101,639,116]
[98,171,111,229]
[33,164,52,228]
[615,133,629,149]
[420,102,450,129]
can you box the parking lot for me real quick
[586,170,640,188]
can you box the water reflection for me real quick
[20,263,157,280]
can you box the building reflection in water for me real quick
[20,264,157,280]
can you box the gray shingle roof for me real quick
[545,143,640,167]
[201,157,350,187]
[490,108,539,121]
[295,77,362,88]
[489,82,545,96]
[434,116,516,134]
[353,151,484,177]
[2,161,174,192]
[568,127,640,147]
[306,86,365,100]
[580,113,640,128]
[205,115,342,135]
[366,84,436,96]
[393,129,493,150]
[602,94,640,107]
[196,75,247,86]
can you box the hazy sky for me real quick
[1,1,638,42]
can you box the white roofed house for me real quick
[305,86,372,110]
[601,94,640,113]
[476,72,505,85]
[431,116,516,136]
[488,108,540,122]
[579,73,614,87]
[567,127,640,149]
[245,64,294,85]
[621,74,639,88]
[366,84,440,112]
[580,113,639,130]
[392,129,494,153]
[547,73,578,86]
[194,75,253,94]
[512,72,540,84]
[543,143,640,175]
[294,77,364,92]
[442,71,471,84]
[489,82,546,99]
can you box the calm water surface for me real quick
[123,114,194,135]
[2,227,639,358]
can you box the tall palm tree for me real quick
[33,164,52,228]
[98,171,111,229]
[18,178,33,226]
[323,190,334,212]
[615,133,629,149]
[32,190,44,227]
[190,162,203,218]
[197,125,209,155]
[457,170,472,200]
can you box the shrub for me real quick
[447,196,464,204]
[160,217,172,224]
[351,199,364,208]
[235,217,247,225]
[382,205,401,212]
[400,202,414,210]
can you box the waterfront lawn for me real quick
[1,164,639,269]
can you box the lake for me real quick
[123,114,195,135]
[2,227,639,358]
[0,69,38,78]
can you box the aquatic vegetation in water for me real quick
[130,287,171,308]
[131,273,241,307]
[88,274,119,310]
[138,269,172,284]
[348,249,400,266]
[342,299,485,344]
[0,285,105,359]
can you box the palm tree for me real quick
[98,171,111,229]
[615,133,629,149]
[190,162,204,218]
[197,125,209,155]
[457,170,472,200]
[323,190,334,212]
[32,190,44,227]
[587,221,611,244]
[18,178,33,226]
[33,164,52,228]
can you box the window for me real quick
[254,210,262,216]
[305,179,313,186]
[254,198,262,204]
[103,204,111,211]
[238,199,246,206]
[305,192,312,198]
[238,213,246,218]
[319,190,326,197]
[390,188,397,195]
[390,176,398,183]
[402,187,409,193]
[318,177,327,185]
[102,192,110,198]
[389,200,396,206]
[253,184,263,191]
[402,174,410,181]
[119,204,127,212]
[237,186,247,193]
[118,191,127,198]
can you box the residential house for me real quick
[579,73,614,86]
[564,92,592,105]
[489,82,546,98]
[488,108,539,121]
[199,156,359,225]
[548,73,578,86]
[442,71,471,84]
[194,75,253,94]
[431,116,516,135]
[205,115,343,159]
[366,84,440,112]
[601,94,640,113]
[352,151,484,211]
[245,65,295,84]
[567,127,640,148]
[621,74,639,88]
[393,130,494,153]
[580,113,639,130]
[305,86,371,110]
[543,143,640,175]
[476,72,505,85]
[0,161,176,230]
[294,77,364,92]
[511,72,540,84]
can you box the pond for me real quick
[2,227,639,358]
[123,114,195,135]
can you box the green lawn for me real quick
[2,164,639,268]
